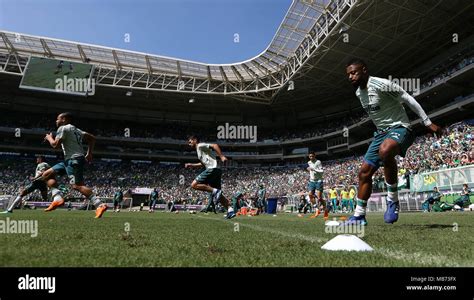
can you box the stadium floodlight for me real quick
[126,90,133,97]
[189,98,195,103]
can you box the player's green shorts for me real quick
[308,180,323,192]
[364,125,414,169]
[24,179,48,194]
[52,156,85,185]
[341,199,350,207]
[195,168,222,189]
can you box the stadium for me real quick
[0,0,473,278]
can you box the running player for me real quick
[2,156,64,213]
[185,136,235,219]
[37,112,108,218]
[342,58,441,225]
[307,152,329,219]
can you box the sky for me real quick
[0,0,292,64]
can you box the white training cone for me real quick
[321,234,374,252]
[325,220,340,226]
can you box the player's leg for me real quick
[211,169,235,219]
[190,180,213,193]
[308,183,318,218]
[66,158,107,218]
[341,162,378,226]
[3,175,52,213]
[191,169,220,211]
[44,178,65,212]
[317,186,329,218]
[309,191,319,218]
[379,126,413,223]
[341,132,383,226]
[3,186,28,213]
[38,167,57,182]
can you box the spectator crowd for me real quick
[1,121,472,203]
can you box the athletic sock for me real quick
[386,182,399,202]
[7,195,22,211]
[50,187,63,202]
[89,193,101,207]
[353,198,367,217]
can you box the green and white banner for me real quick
[410,165,474,192]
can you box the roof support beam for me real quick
[145,55,153,74]
[112,50,122,70]
[40,39,54,57]
[231,66,244,81]
[177,61,182,79]
[207,66,212,81]
[219,66,229,83]
[77,45,88,63]
[0,32,17,54]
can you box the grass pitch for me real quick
[0,210,472,267]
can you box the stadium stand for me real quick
[1,120,471,205]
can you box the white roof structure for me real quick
[0,0,358,103]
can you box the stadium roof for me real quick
[0,0,356,103]
[1,0,473,123]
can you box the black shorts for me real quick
[24,180,48,195]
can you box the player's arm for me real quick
[314,160,323,173]
[210,144,227,163]
[394,87,442,135]
[44,133,62,149]
[83,132,96,162]
[185,162,204,168]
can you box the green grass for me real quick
[0,210,472,267]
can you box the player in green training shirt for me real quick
[342,58,441,226]
[2,156,64,214]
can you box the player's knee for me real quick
[378,143,397,161]
[358,169,371,183]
